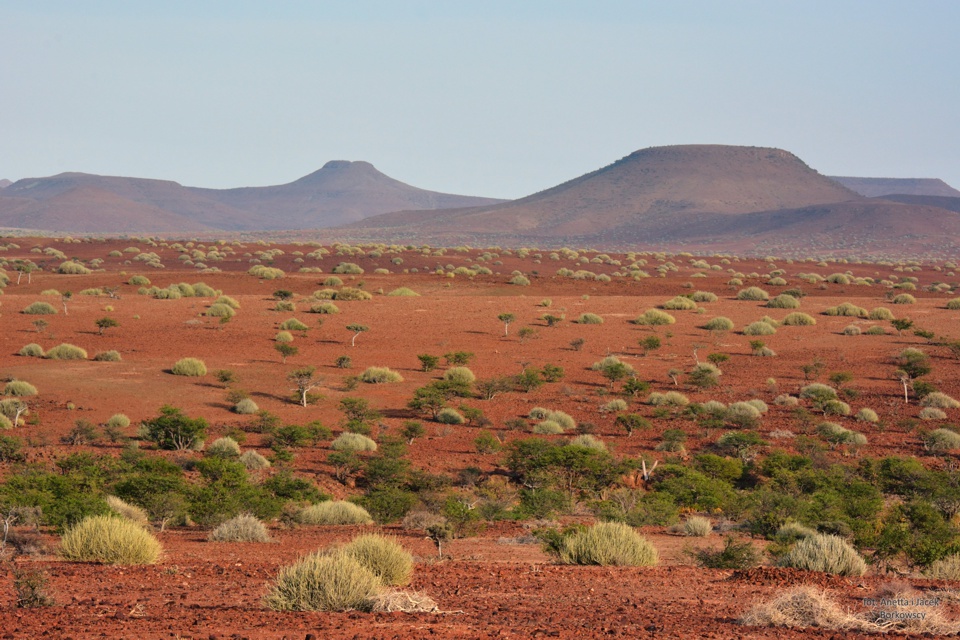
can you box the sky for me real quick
[1,1,958,198]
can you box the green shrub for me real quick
[234,398,259,414]
[239,450,271,470]
[331,433,378,452]
[766,294,800,309]
[684,516,712,537]
[205,303,235,318]
[891,293,916,304]
[781,312,816,326]
[777,533,866,576]
[743,321,776,336]
[209,514,271,542]
[296,501,374,525]
[248,265,285,279]
[128,275,151,286]
[601,399,628,413]
[634,308,676,325]
[275,331,294,343]
[855,408,878,423]
[661,296,697,310]
[207,436,241,458]
[333,262,364,275]
[279,318,308,331]
[22,302,57,315]
[558,522,658,566]
[690,535,760,569]
[44,344,87,360]
[387,287,419,297]
[576,313,605,324]
[58,261,91,275]
[310,302,340,314]
[263,550,380,612]
[171,357,206,376]
[509,275,530,286]
[18,343,45,357]
[107,414,130,429]
[533,420,564,435]
[360,367,404,384]
[342,534,413,586]
[736,287,769,301]
[93,350,121,362]
[4,380,37,397]
[841,325,861,336]
[569,434,607,451]
[437,408,466,425]
[703,316,734,331]
[141,405,207,451]
[919,408,948,421]
[692,291,718,302]
[59,515,162,565]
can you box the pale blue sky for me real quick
[2,1,957,198]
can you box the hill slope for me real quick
[830,176,960,198]
[0,163,504,232]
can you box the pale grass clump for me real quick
[4,380,38,396]
[703,316,734,331]
[558,522,658,566]
[647,391,690,407]
[387,287,419,297]
[360,367,404,384]
[234,398,259,414]
[766,294,800,309]
[342,534,413,586]
[533,420,565,435]
[19,343,45,357]
[781,312,816,326]
[661,296,697,310]
[209,514,271,542]
[105,496,150,526]
[171,357,207,376]
[925,553,960,580]
[601,399,628,413]
[569,434,607,451]
[207,436,242,458]
[855,408,879,423]
[44,343,88,360]
[736,287,769,301]
[921,392,960,409]
[743,321,776,336]
[919,408,948,421]
[263,550,381,612]
[239,450,271,470]
[107,414,131,429]
[296,501,374,526]
[683,516,712,537]
[59,515,162,565]
[331,433,378,452]
[777,534,866,576]
[632,309,675,325]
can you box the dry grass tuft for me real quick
[370,589,439,613]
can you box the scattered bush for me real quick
[533,420,565,435]
[107,414,130,429]
[205,303,236,318]
[437,408,466,425]
[4,381,38,397]
[767,294,800,309]
[569,434,607,451]
[209,514,271,542]
[59,515,162,565]
[921,392,960,409]
[207,436,242,458]
[171,357,207,376]
[601,399,628,413]
[310,302,340,314]
[633,309,675,325]
[684,516,712,537]
[736,287,769,301]
[823,302,867,317]
[855,408,878,423]
[557,522,658,566]
[44,343,87,360]
[342,534,413,586]
[692,291,718,302]
[576,313,604,324]
[891,293,916,304]
[331,433,378,452]
[279,318,309,331]
[18,343,44,357]
[703,316,734,331]
[296,502,374,525]
[443,366,476,386]
[781,312,816,326]
[919,407,948,421]
[234,398,259,414]
[58,261,91,275]
[387,287,419,297]
[93,350,121,362]
[868,307,894,320]
[360,367,404,384]
[22,302,57,315]
[239,450,271,470]
[925,428,960,451]
[777,533,866,576]
[841,325,861,336]
[334,287,372,301]
[743,321,776,336]
[105,495,149,526]
[661,296,697,310]
[215,295,240,309]
[263,550,380,611]
[926,554,960,580]
[509,275,530,286]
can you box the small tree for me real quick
[891,318,913,337]
[288,367,321,407]
[401,421,426,444]
[141,405,207,451]
[497,313,516,336]
[639,335,661,355]
[417,354,440,372]
[61,291,72,315]
[518,327,537,344]
[274,342,298,363]
[95,317,119,336]
[347,323,369,347]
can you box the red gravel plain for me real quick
[2,237,960,638]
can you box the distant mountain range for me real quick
[0,161,504,233]
[2,146,958,258]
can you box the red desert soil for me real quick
[1,237,960,638]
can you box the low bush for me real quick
[781,312,816,326]
[557,522,658,566]
[239,450,271,470]
[647,391,689,407]
[309,302,340,314]
[868,307,894,320]
[360,367,404,384]
[44,344,87,360]
[692,291,718,302]
[601,399,628,412]
[105,495,149,526]
[925,428,960,452]
[777,533,866,576]
[841,325,861,336]
[743,321,776,336]
[342,534,413,586]
[690,536,760,569]
[684,516,712,537]
[736,287,769,301]
[703,316,734,331]
[891,293,916,304]
[437,408,466,425]
[4,380,38,396]
[767,294,800,309]
[215,295,240,309]
[443,366,476,386]
[921,392,960,409]
[576,313,604,324]
[93,350,122,362]
[263,550,381,613]
[387,287,419,297]
[58,261,91,274]
[632,309,675,325]
[107,414,130,429]
[171,357,207,376]
[334,287,373,301]
[207,436,241,458]
[569,434,607,451]
[22,302,57,315]
[919,408,948,421]
[296,502,374,525]
[509,275,530,286]
[205,303,235,318]
[279,318,309,331]
[331,433,377,452]
[209,514,271,542]
[275,331,294,343]
[533,420,565,434]
[234,398,259,414]
[926,554,960,580]
[19,343,45,357]
[854,408,878,423]
[661,296,697,310]
[823,302,867,317]
[59,515,162,565]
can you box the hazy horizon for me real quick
[2,1,958,199]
